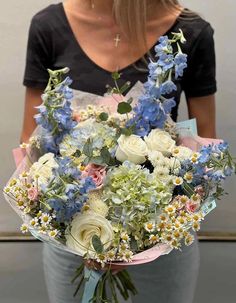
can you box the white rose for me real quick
[66,212,114,256]
[29,153,58,186]
[115,135,148,164]
[87,190,108,217]
[145,129,176,156]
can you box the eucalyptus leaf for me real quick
[92,235,104,254]
[117,102,132,114]
[99,112,109,121]
[83,139,93,157]
[112,71,121,80]
[91,156,104,165]
[101,147,111,164]
[121,127,133,136]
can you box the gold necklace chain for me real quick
[90,0,121,48]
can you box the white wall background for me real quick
[0,0,235,233]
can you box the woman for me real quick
[21,1,217,302]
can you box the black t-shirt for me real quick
[23,3,217,121]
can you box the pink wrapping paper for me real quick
[111,243,172,267]
[178,135,223,152]
[12,148,27,167]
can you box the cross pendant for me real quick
[114,34,121,47]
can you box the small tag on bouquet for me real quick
[176,118,198,136]
[201,199,217,217]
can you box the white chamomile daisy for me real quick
[149,234,159,244]
[177,216,187,225]
[173,230,182,240]
[179,195,189,204]
[20,224,29,233]
[191,194,201,204]
[191,154,199,164]
[164,205,176,215]
[192,213,203,222]
[17,200,25,210]
[120,232,130,242]
[48,229,59,238]
[123,250,133,262]
[23,206,31,214]
[30,218,39,228]
[144,222,156,233]
[170,239,181,249]
[184,233,194,246]
[119,242,129,251]
[40,213,52,225]
[162,233,173,243]
[96,254,107,266]
[184,172,193,183]
[192,221,200,231]
[173,176,183,186]
[159,213,169,222]
[106,249,117,261]
[39,225,48,234]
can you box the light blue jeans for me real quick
[43,237,199,303]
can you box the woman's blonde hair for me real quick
[113,0,196,53]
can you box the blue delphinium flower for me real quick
[128,31,188,136]
[44,157,96,223]
[35,71,77,154]
[154,35,172,56]
[160,81,177,95]
[158,53,174,72]
[56,157,81,179]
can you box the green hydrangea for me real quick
[103,161,173,242]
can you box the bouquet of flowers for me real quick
[4,30,236,303]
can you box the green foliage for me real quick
[92,235,104,254]
[99,112,109,121]
[112,72,121,80]
[72,149,82,158]
[119,82,131,95]
[120,127,133,136]
[91,269,137,303]
[83,139,93,158]
[117,102,132,114]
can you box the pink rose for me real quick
[186,201,200,213]
[82,164,106,188]
[28,188,39,201]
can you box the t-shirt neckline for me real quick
[58,2,181,74]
